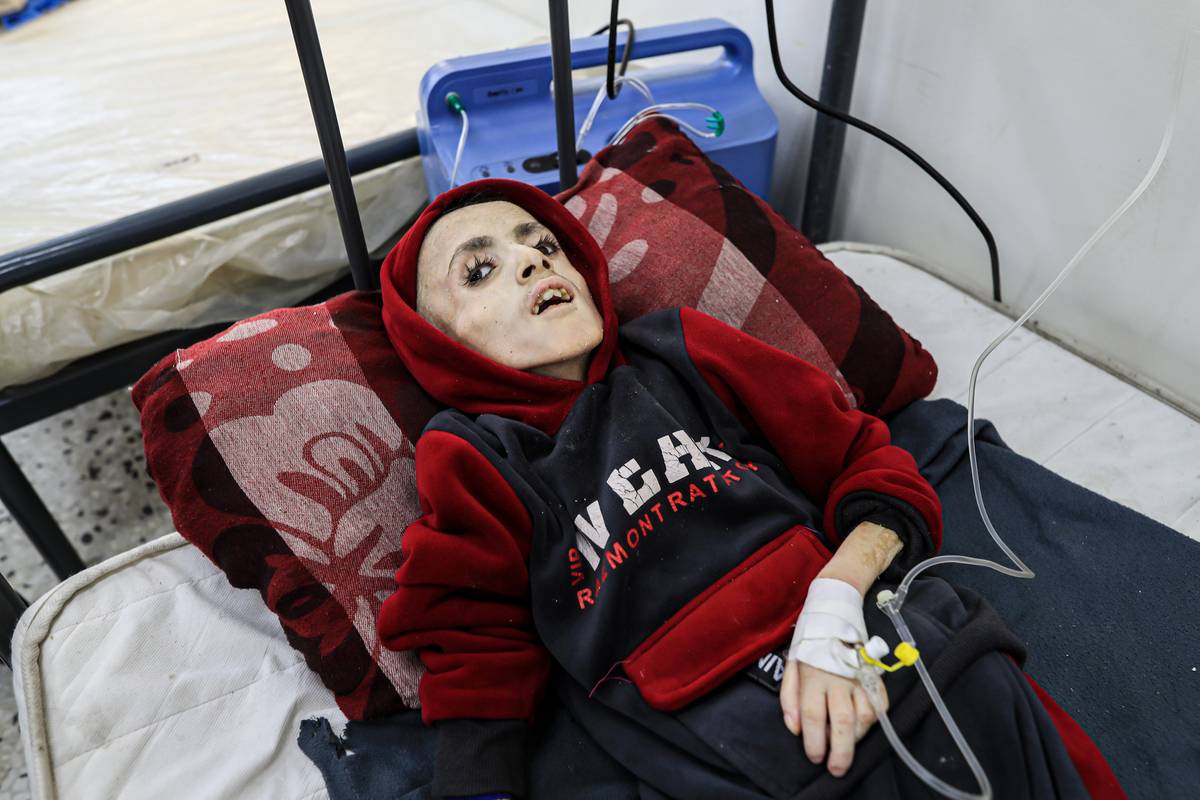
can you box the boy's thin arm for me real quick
[815,521,903,595]
[783,521,901,777]
[378,430,549,799]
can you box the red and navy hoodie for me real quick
[377,179,942,798]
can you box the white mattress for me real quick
[0,0,551,391]
[11,248,1199,799]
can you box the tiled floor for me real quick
[0,683,28,800]
[1,388,177,800]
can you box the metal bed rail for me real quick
[0,132,414,297]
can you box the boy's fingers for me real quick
[780,659,801,735]
[826,687,857,776]
[852,685,876,741]
[799,680,829,764]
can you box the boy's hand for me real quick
[780,522,903,776]
[780,658,888,777]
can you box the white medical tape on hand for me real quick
[787,578,869,679]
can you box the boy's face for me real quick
[416,200,604,380]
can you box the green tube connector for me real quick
[445,92,465,114]
[705,111,725,137]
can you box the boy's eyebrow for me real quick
[511,221,545,239]
[448,236,493,270]
[446,221,548,272]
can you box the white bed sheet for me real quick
[822,245,1200,538]
[11,247,1199,800]
[12,534,345,800]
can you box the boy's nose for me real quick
[519,259,553,281]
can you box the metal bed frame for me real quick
[0,0,869,667]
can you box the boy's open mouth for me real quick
[529,277,575,315]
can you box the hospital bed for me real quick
[8,242,1199,798]
[2,1,1200,800]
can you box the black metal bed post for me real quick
[1,569,30,668]
[284,0,375,292]
[0,443,86,579]
[548,0,577,192]
[800,0,867,243]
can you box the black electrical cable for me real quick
[764,0,1001,302]
[593,7,635,100]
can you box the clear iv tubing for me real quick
[856,31,1190,800]
[610,102,723,146]
[577,75,656,152]
[455,75,713,186]
[449,105,469,188]
[578,73,724,148]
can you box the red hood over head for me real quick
[379,178,621,433]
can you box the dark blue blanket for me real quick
[299,398,1200,798]
[887,398,1200,797]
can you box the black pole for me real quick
[801,0,867,244]
[548,0,577,192]
[284,0,375,291]
[0,441,85,580]
[1,569,29,669]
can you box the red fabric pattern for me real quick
[559,117,938,416]
[133,293,435,720]
[377,431,551,723]
[679,307,943,551]
[1024,673,1127,800]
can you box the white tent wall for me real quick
[520,0,1200,420]
[826,0,1200,420]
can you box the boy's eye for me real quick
[463,257,496,286]
[535,234,560,256]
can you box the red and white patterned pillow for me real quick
[134,294,432,719]
[132,119,937,721]
[561,117,937,416]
